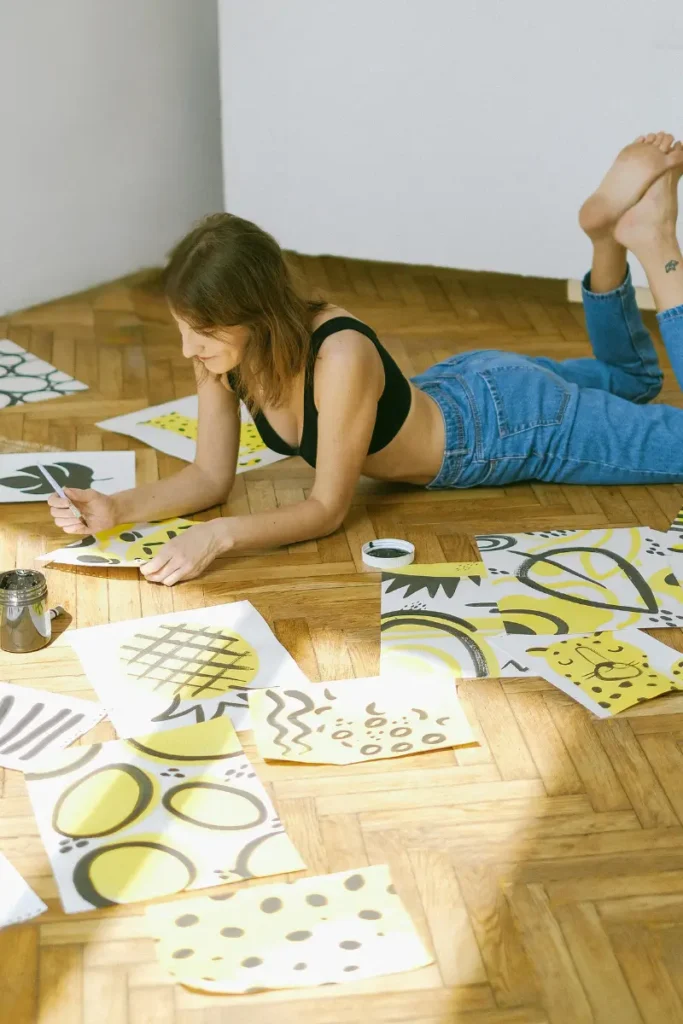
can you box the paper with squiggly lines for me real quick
[380,562,528,681]
[68,601,309,734]
[145,864,433,992]
[37,517,197,569]
[96,394,288,473]
[490,628,683,718]
[250,676,475,764]
[26,717,305,914]
[0,681,105,772]
[475,527,683,634]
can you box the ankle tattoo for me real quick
[665,259,679,273]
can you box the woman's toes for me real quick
[660,133,674,152]
[635,135,646,144]
[645,133,657,144]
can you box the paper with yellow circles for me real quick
[25,717,306,914]
[380,561,530,681]
[68,601,310,735]
[475,527,683,634]
[145,865,433,992]
[38,517,198,569]
[491,628,683,718]
[96,394,288,472]
[250,676,475,764]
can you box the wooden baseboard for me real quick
[567,278,656,310]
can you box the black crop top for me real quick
[228,316,412,469]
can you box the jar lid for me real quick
[0,569,48,605]
[361,538,415,570]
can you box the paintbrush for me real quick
[39,465,83,521]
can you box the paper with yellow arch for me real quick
[26,717,305,914]
[145,864,433,993]
[475,527,683,634]
[38,518,197,569]
[96,394,289,473]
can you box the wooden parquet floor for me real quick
[2,255,683,1024]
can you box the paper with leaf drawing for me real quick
[97,394,288,473]
[145,864,433,992]
[0,451,135,503]
[37,517,197,568]
[250,676,475,764]
[0,681,105,771]
[491,628,683,718]
[0,339,88,408]
[380,562,527,680]
[26,718,305,914]
[68,601,309,735]
[475,527,683,634]
[0,853,47,928]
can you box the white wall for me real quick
[219,0,682,288]
[0,0,223,315]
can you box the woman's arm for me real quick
[141,331,384,583]
[114,372,240,522]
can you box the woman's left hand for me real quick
[140,520,226,586]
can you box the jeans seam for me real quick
[530,450,680,476]
[658,308,683,324]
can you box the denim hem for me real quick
[581,266,632,301]
[657,304,683,324]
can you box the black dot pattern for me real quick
[175,914,198,928]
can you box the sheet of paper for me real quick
[0,853,47,928]
[250,676,475,764]
[665,504,683,587]
[0,451,135,503]
[491,628,683,717]
[0,339,88,408]
[0,681,105,771]
[38,517,197,568]
[96,394,288,473]
[68,600,309,735]
[26,717,305,914]
[145,864,433,992]
[475,527,683,634]
[380,562,525,680]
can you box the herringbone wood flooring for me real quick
[2,255,683,1024]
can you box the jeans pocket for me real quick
[478,365,571,439]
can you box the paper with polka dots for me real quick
[37,517,198,569]
[249,676,475,764]
[145,865,433,992]
[475,527,683,634]
[490,628,683,718]
[67,601,310,735]
[96,394,289,473]
[25,717,305,914]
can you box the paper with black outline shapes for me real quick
[490,628,683,718]
[0,339,89,408]
[96,394,288,473]
[145,864,433,992]
[475,527,683,635]
[665,504,683,586]
[25,717,306,914]
[0,681,105,772]
[379,561,527,681]
[0,451,135,503]
[250,676,475,764]
[37,517,198,569]
[0,853,47,928]
[68,601,310,735]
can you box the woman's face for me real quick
[172,311,249,374]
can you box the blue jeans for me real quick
[413,267,683,487]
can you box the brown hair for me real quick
[162,213,327,409]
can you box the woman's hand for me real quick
[140,520,227,586]
[47,488,119,536]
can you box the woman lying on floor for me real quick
[50,132,683,585]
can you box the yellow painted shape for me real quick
[528,632,679,714]
[250,677,475,765]
[389,561,487,578]
[146,864,433,992]
[53,764,154,837]
[380,617,503,679]
[83,837,195,903]
[164,777,268,830]
[118,621,259,700]
[142,412,198,440]
[123,717,241,764]
[496,594,625,635]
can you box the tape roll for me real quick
[361,538,415,570]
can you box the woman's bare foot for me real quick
[579,132,683,240]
